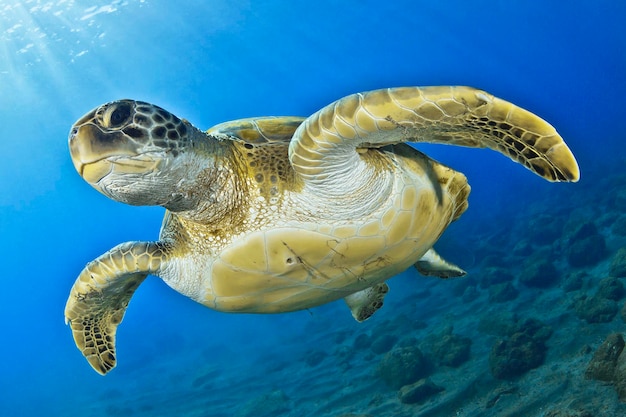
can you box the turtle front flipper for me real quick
[289,86,579,184]
[64,241,166,375]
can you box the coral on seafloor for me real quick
[566,222,607,267]
[488,318,552,379]
[377,346,431,389]
[610,247,626,278]
[597,277,625,301]
[586,333,626,402]
[519,258,560,288]
[585,333,624,382]
[428,333,472,368]
[489,333,547,379]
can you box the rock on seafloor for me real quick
[610,248,626,277]
[377,346,431,389]
[585,333,626,402]
[585,333,625,381]
[398,378,444,404]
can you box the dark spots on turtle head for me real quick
[249,161,257,168]
[123,126,145,139]
[136,105,152,113]
[167,130,180,140]
[153,126,166,139]
[177,123,187,136]
[152,113,165,124]
[270,175,277,183]
[255,173,264,183]
[134,114,153,128]
[165,122,175,130]
[88,127,128,149]
[244,143,254,150]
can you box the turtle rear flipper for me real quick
[64,242,165,375]
[415,248,466,278]
[344,283,389,322]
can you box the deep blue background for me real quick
[0,1,624,415]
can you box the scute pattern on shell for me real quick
[237,140,300,203]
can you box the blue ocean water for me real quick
[1,1,625,416]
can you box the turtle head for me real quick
[69,100,210,208]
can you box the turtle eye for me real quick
[103,102,132,129]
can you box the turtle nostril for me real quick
[69,127,78,141]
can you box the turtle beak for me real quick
[69,122,140,183]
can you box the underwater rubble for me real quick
[94,166,626,417]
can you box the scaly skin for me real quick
[289,86,579,192]
[64,242,168,375]
[65,86,579,374]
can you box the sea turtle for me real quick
[65,86,579,374]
